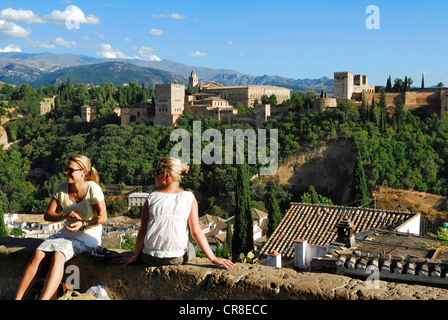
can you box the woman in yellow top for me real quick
[15,155,107,300]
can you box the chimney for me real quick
[332,216,355,248]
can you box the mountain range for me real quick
[0,52,334,93]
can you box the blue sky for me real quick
[0,0,446,86]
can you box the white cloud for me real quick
[25,37,76,49]
[149,28,164,36]
[0,8,45,24]
[53,37,76,48]
[227,41,233,45]
[0,20,30,39]
[137,46,161,61]
[189,51,208,58]
[25,38,56,49]
[96,43,138,59]
[124,37,131,43]
[152,13,185,20]
[0,44,21,52]
[93,31,105,39]
[44,5,100,26]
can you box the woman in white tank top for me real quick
[122,157,234,269]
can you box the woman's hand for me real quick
[211,257,235,270]
[67,211,83,221]
[121,255,138,267]
[66,220,84,233]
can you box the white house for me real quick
[128,192,150,209]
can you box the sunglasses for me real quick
[65,167,84,173]
[154,169,164,176]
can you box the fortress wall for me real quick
[360,91,443,109]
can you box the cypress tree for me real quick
[370,96,377,125]
[394,95,405,131]
[350,151,369,208]
[226,221,232,257]
[232,163,253,262]
[386,76,392,92]
[422,73,425,89]
[379,89,387,133]
[0,200,8,237]
[265,181,282,236]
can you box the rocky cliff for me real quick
[1,237,448,301]
[0,125,8,147]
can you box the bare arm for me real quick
[188,198,234,269]
[122,200,149,267]
[44,198,68,222]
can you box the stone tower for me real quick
[189,68,198,88]
[334,72,354,101]
[154,83,185,126]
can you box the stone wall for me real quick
[2,237,448,300]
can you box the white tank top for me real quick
[142,191,195,258]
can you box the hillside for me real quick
[3,61,187,88]
[372,186,448,220]
[0,63,45,85]
[0,52,333,92]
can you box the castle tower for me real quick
[189,68,198,88]
[154,83,185,126]
[334,72,354,101]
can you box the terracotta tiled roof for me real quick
[259,203,420,259]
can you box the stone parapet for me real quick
[2,237,448,300]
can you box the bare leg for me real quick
[15,249,50,300]
[40,251,67,300]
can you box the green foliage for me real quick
[114,234,136,251]
[301,185,333,205]
[215,240,230,259]
[232,163,254,262]
[350,151,369,207]
[10,228,26,237]
[4,79,448,218]
[0,200,8,237]
[423,227,448,247]
[237,251,258,264]
[265,180,283,236]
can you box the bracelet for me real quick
[80,220,88,231]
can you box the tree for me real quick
[268,94,277,107]
[394,95,406,131]
[232,162,253,262]
[0,198,8,237]
[393,78,403,92]
[421,73,425,89]
[261,94,269,104]
[265,181,282,236]
[370,96,378,125]
[301,185,333,205]
[225,221,233,257]
[379,89,387,134]
[386,76,392,92]
[350,151,369,208]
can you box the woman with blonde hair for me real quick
[15,155,107,300]
[122,157,234,269]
